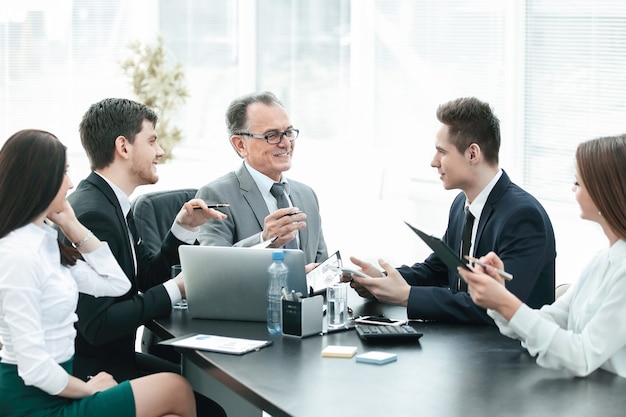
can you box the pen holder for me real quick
[282,295,323,338]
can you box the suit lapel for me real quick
[474,171,511,248]
[236,164,271,228]
[85,172,136,276]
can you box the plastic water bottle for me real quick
[267,250,289,335]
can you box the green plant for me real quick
[120,36,189,162]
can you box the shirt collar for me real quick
[465,169,502,220]
[93,171,131,217]
[244,161,290,196]
[608,239,626,264]
[9,222,57,248]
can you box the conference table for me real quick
[150,293,626,417]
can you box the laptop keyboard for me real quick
[356,324,423,342]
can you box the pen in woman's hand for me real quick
[464,255,513,281]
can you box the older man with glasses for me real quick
[196,91,328,269]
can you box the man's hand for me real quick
[174,273,186,299]
[347,256,410,306]
[175,199,227,230]
[305,262,318,274]
[341,256,384,298]
[262,207,307,248]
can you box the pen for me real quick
[320,325,355,336]
[281,287,289,300]
[251,236,278,249]
[193,203,230,210]
[464,255,514,281]
[285,211,303,216]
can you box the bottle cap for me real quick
[272,250,285,261]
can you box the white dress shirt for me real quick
[489,239,626,377]
[244,161,293,213]
[0,223,131,395]
[464,169,502,258]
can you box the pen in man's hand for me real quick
[193,203,230,210]
[285,211,303,216]
[464,255,514,281]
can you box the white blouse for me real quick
[489,239,626,377]
[0,223,131,395]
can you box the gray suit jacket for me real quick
[196,163,328,264]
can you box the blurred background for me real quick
[2,0,625,285]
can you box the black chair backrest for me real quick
[131,188,198,255]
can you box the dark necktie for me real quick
[270,182,298,249]
[126,210,139,245]
[126,209,139,273]
[458,207,475,292]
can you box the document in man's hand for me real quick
[403,221,470,274]
[159,333,272,355]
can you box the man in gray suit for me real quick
[196,91,328,268]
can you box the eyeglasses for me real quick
[235,129,299,144]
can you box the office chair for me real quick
[131,188,198,255]
[130,188,198,354]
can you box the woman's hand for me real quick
[60,372,118,399]
[48,199,102,253]
[47,199,79,232]
[457,252,522,320]
[86,372,118,393]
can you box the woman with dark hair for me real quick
[0,130,196,416]
[458,134,626,378]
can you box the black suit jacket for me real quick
[398,171,556,324]
[66,172,184,380]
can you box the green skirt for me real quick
[0,358,135,417]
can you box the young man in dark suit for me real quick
[347,97,556,325]
[68,98,227,415]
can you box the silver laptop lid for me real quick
[179,246,307,321]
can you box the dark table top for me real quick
[151,295,626,417]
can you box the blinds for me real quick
[255,0,351,140]
[1,0,625,202]
[524,0,626,200]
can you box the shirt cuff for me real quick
[506,303,538,338]
[163,279,183,306]
[171,221,198,244]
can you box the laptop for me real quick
[179,246,308,321]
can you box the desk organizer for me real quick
[282,295,323,338]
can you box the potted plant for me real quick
[120,36,189,162]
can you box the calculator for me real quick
[356,324,423,342]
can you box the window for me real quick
[524,0,626,200]
[1,0,625,202]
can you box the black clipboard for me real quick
[404,221,470,275]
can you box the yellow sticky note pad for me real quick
[321,345,358,358]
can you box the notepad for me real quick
[159,333,272,355]
[321,345,358,358]
[355,351,398,365]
